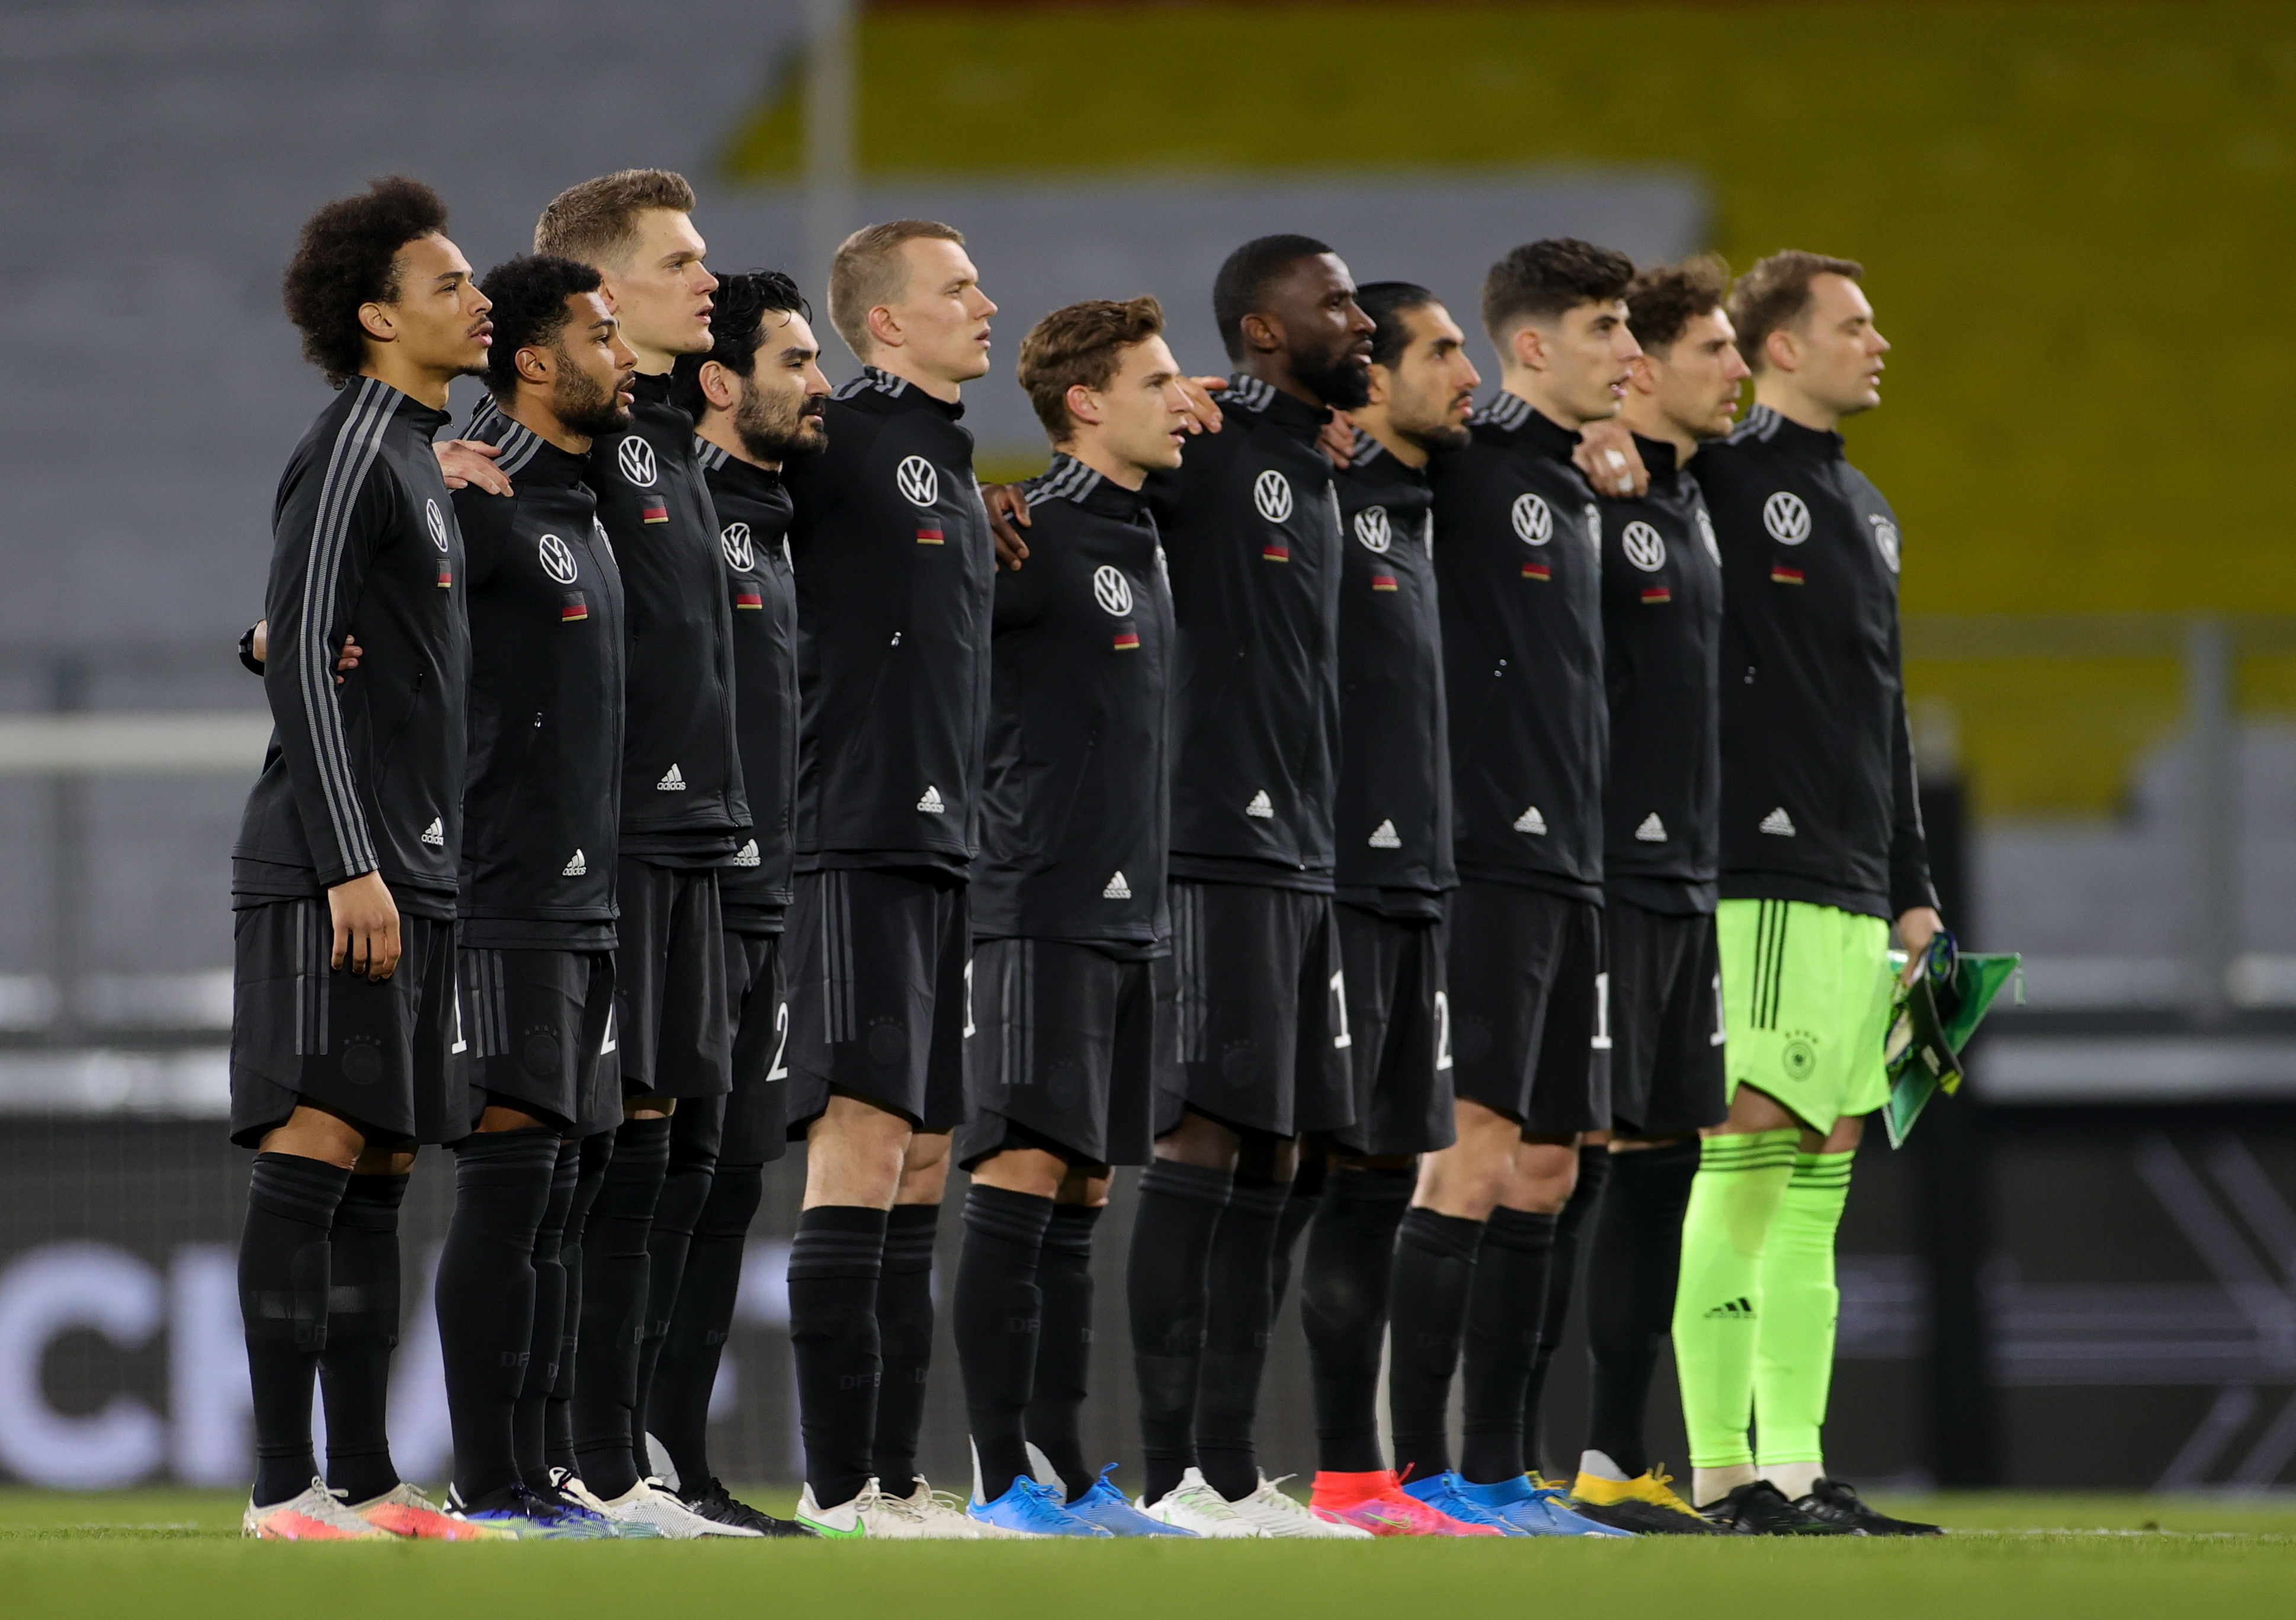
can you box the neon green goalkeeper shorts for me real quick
[1714,898,1893,1134]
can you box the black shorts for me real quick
[956,937,1164,1170]
[1329,904,1455,1157]
[721,929,790,1166]
[615,858,731,1102]
[1446,881,1608,1134]
[229,898,460,1149]
[784,867,970,1134]
[1605,898,1727,1137]
[456,948,620,1138]
[1156,880,1353,1141]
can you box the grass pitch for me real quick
[5,1487,2292,1620]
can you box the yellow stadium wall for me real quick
[723,2,2296,813]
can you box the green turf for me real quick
[6,1489,2294,1620]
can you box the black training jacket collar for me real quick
[1034,451,1151,523]
[1475,389,1582,461]
[1732,402,1845,460]
[475,412,589,488]
[1633,434,1680,478]
[833,363,967,421]
[1224,373,1332,446]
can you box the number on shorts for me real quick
[450,982,467,1056]
[1591,971,1613,1050]
[766,1000,790,1083]
[963,957,976,1039]
[1330,968,1352,1050]
[1710,971,1727,1047]
[1434,989,1454,1072]
[599,1005,617,1057]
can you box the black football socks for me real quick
[1585,1138,1700,1478]
[953,1183,1054,1502]
[649,1153,765,1496]
[1195,1175,1290,1501]
[1519,1146,1610,1475]
[871,1202,941,1496]
[517,1137,582,1484]
[239,1152,349,1507]
[1460,1205,1556,1484]
[1301,1166,1414,1473]
[1386,1206,1482,1483]
[572,1114,669,1499]
[546,1131,612,1476]
[633,1101,719,1483]
[438,1127,559,1503]
[1266,1151,1326,1316]
[788,1204,888,1510]
[1127,1159,1232,1503]
[1028,1203,1103,1501]
[320,1169,409,1503]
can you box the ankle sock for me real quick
[789,1204,887,1510]
[320,1170,408,1503]
[1386,1205,1483,1483]
[1670,1129,1798,1471]
[239,1152,349,1507]
[1126,1159,1232,1503]
[1301,1166,1413,1473]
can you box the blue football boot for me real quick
[969,1475,1113,1538]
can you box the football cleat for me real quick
[890,1477,1008,1538]
[1700,1479,1858,1535]
[1224,1474,1374,1538]
[970,1475,1110,1537]
[1061,1467,1198,1536]
[351,1480,501,1539]
[681,1476,813,1537]
[1399,1471,1525,1535]
[1137,1467,1263,1538]
[445,1482,614,1539]
[1570,1460,1714,1532]
[242,1477,394,1540]
[1791,1477,1942,1536]
[1308,1470,1503,1537]
[1457,1474,1633,1537]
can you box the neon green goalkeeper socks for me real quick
[1753,1150,1854,1470]
[1670,1130,1798,1471]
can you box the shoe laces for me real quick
[860,1483,929,1524]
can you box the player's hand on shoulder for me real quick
[1178,376,1228,437]
[436,438,511,496]
[983,483,1032,572]
[1320,411,1357,469]
[1576,418,1647,499]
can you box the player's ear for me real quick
[699,360,742,412]
[515,344,551,386]
[1064,383,1104,430]
[1364,363,1394,409]
[1624,351,1656,395]
[1238,310,1281,358]
[1765,324,1798,376]
[1509,322,1547,373]
[357,300,397,344]
[865,303,902,353]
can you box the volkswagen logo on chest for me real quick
[1092,564,1134,617]
[1620,520,1668,573]
[1253,469,1294,523]
[1354,505,1391,553]
[720,521,755,572]
[1511,492,1552,545]
[1763,490,1811,545]
[424,498,448,551]
[617,437,658,488]
[537,534,578,583]
[896,455,939,508]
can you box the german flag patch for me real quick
[734,585,764,609]
[1641,586,1672,604]
[1521,562,1551,582]
[436,564,453,589]
[560,592,589,623]
[1262,543,1290,562]
[916,526,944,544]
[1370,573,1399,592]
[1771,565,1805,585]
[640,495,669,524]
[1112,630,1141,652]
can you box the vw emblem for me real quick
[617,436,658,487]
[1763,490,1811,545]
[537,534,578,584]
[1869,515,1901,573]
[1621,521,1667,573]
[1354,505,1391,553]
[1253,469,1293,523]
[1092,564,1134,617]
[1696,506,1722,565]
[720,522,755,572]
[424,498,448,551]
[896,455,939,508]
[1511,492,1551,546]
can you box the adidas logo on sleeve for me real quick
[656,764,687,792]
[917,785,945,814]
[562,849,586,877]
[1368,819,1402,848]
[1513,804,1547,835]
[1634,813,1668,843]
[1759,806,1797,837]
[419,817,445,847]
[1102,871,1131,900]
[1245,790,1274,819]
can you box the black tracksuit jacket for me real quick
[782,366,994,876]
[1429,394,1607,905]
[973,453,1173,955]
[451,415,624,950]
[233,377,469,919]
[1147,374,1343,893]
[1601,435,1721,917]
[1331,428,1453,920]
[1695,404,1935,921]
[581,374,748,865]
[697,440,799,932]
